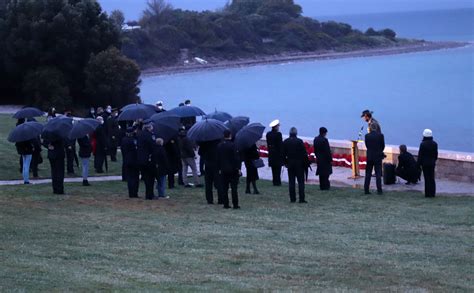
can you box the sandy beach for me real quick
[142,41,468,77]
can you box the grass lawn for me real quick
[0,114,122,180]
[0,180,472,291]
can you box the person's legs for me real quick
[221,174,230,208]
[181,159,189,185]
[287,167,296,202]
[58,157,65,194]
[142,166,155,199]
[31,153,39,178]
[178,159,184,185]
[231,174,239,208]
[204,167,214,204]
[374,161,383,194]
[82,158,89,180]
[245,176,251,193]
[271,165,282,186]
[423,166,436,197]
[319,174,329,190]
[364,161,374,193]
[252,180,259,194]
[66,150,74,174]
[168,171,175,189]
[296,168,306,202]
[22,154,32,183]
[188,158,200,185]
[157,175,166,197]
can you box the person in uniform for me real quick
[217,130,241,209]
[137,122,156,200]
[93,116,107,173]
[153,138,170,199]
[242,144,260,194]
[198,139,220,204]
[313,127,333,190]
[266,119,283,186]
[396,144,420,185]
[43,137,65,194]
[417,129,438,198]
[282,127,308,203]
[361,109,381,133]
[121,127,140,198]
[364,123,385,195]
[78,134,92,186]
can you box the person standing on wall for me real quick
[364,123,385,195]
[361,109,381,133]
[266,119,283,186]
[417,129,438,198]
[313,127,333,191]
[282,127,308,203]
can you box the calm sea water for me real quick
[141,9,474,152]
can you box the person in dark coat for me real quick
[165,137,181,189]
[78,134,92,186]
[242,144,260,194]
[43,137,65,194]
[30,137,42,178]
[93,116,107,173]
[361,109,381,133]
[396,144,420,185]
[364,123,385,195]
[15,139,35,184]
[217,130,241,209]
[87,107,96,119]
[153,138,170,198]
[64,138,77,175]
[282,127,308,203]
[137,123,156,200]
[121,127,140,198]
[106,110,120,162]
[266,119,283,186]
[313,127,333,190]
[198,139,221,204]
[417,129,438,197]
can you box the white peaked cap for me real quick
[269,119,280,128]
[423,129,433,137]
[156,101,163,105]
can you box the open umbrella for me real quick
[42,116,73,139]
[206,110,232,122]
[121,103,155,112]
[168,105,205,118]
[118,104,156,121]
[12,107,44,119]
[225,116,250,135]
[8,121,44,143]
[68,118,101,140]
[235,123,266,150]
[146,112,181,142]
[187,118,228,142]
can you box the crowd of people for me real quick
[14,104,439,207]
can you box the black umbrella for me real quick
[68,118,101,140]
[12,107,44,119]
[146,112,181,142]
[206,110,232,122]
[8,121,44,143]
[121,103,155,112]
[235,123,266,150]
[42,116,74,139]
[225,116,250,135]
[168,105,205,118]
[118,104,156,121]
[187,118,228,142]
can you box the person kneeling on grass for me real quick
[153,138,170,199]
[396,144,420,185]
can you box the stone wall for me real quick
[258,136,474,183]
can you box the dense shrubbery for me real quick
[0,0,141,109]
[123,0,400,68]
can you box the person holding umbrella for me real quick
[216,130,241,209]
[266,119,284,186]
[121,127,140,198]
[242,144,260,194]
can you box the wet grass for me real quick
[0,180,472,291]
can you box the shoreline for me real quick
[142,41,469,77]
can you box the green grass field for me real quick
[0,114,122,180]
[0,180,472,291]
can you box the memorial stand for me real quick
[348,140,364,179]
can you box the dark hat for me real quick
[361,109,373,117]
[319,127,328,134]
[184,99,191,104]
[179,103,185,107]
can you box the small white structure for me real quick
[194,57,208,65]
[122,24,141,31]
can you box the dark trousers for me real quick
[31,153,40,177]
[122,162,127,181]
[109,146,117,161]
[422,165,436,197]
[94,151,106,172]
[199,158,204,176]
[49,158,64,194]
[288,167,305,202]
[396,169,418,184]
[125,165,139,197]
[204,166,218,204]
[140,165,156,199]
[271,165,282,186]
[319,174,330,190]
[221,172,239,208]
[168,171,175,188]
[66,149,75,174]
[178,160,184,185]
[364,160,382,193]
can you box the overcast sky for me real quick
[99,0,473,21]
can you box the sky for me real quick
[99,0,473,21]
